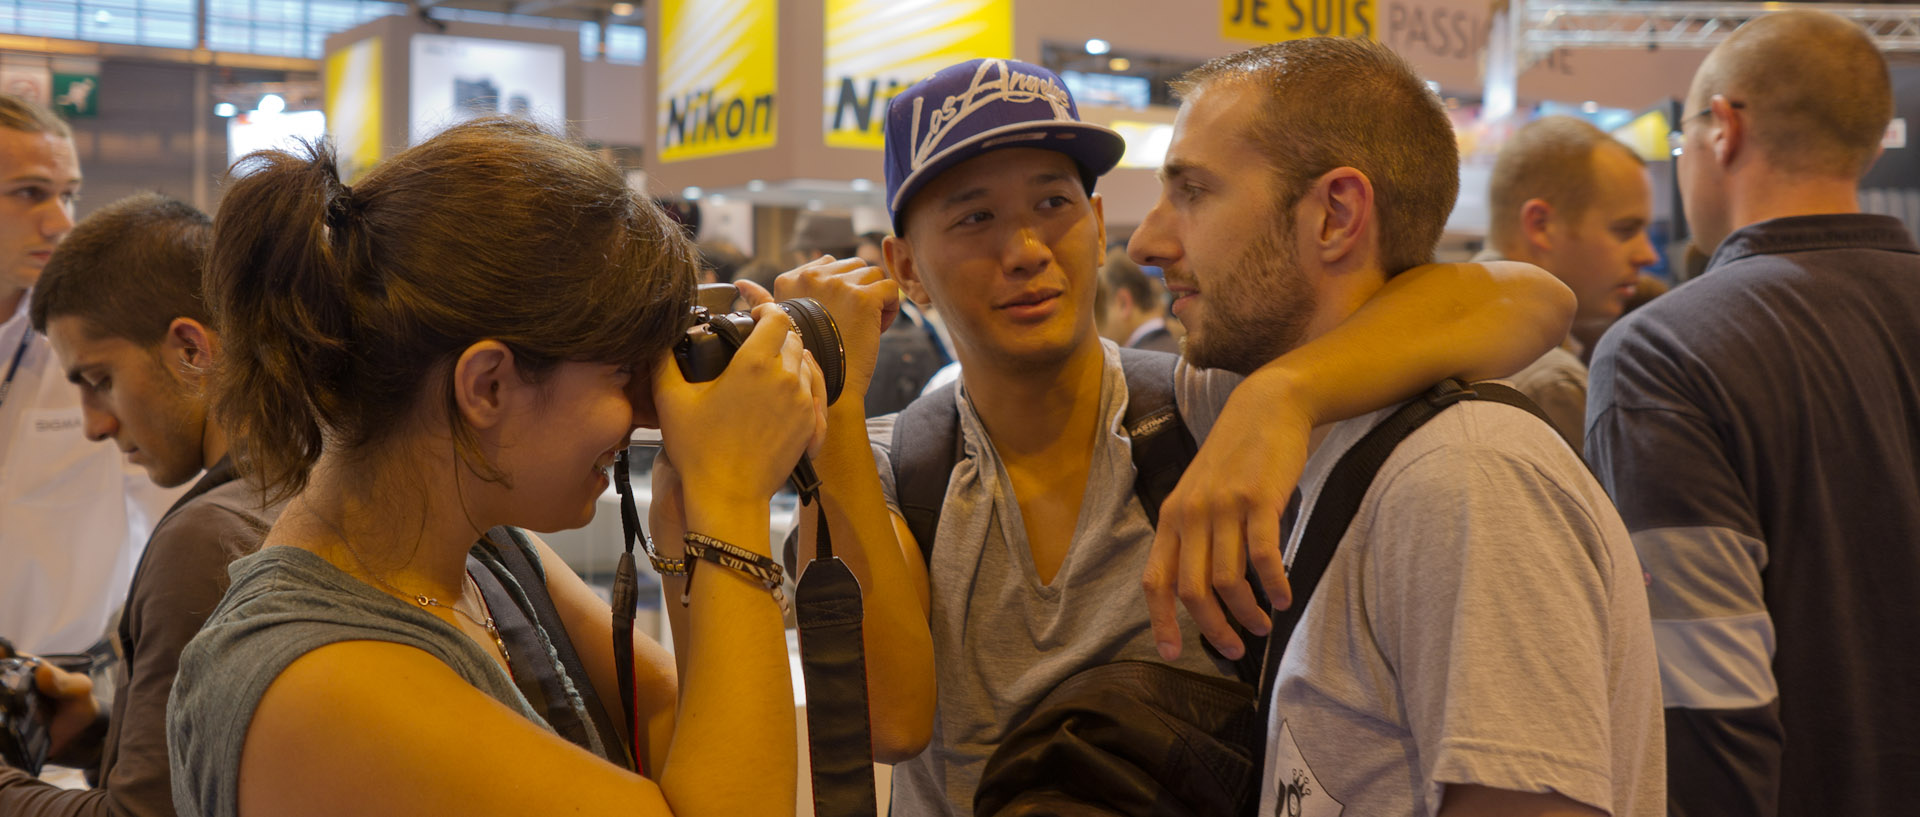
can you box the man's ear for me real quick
[1519,198,1557,254]
[884,235,933,307]
[1091,192,1108,267]
[450,340,518,431]
[1708,93,1743,168]
[1310,167,1374,266]
[161,318,217,380]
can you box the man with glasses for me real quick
[1586,11,1920,816]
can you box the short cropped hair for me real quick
[1488,116,1644,250]
[1100,255,1161,311]
[1694,10,1891,178]
[0,94,70,140]
[30,193,211,345]
[1171,38,1458,276]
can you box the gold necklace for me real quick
[412,572,510,666]
[338,539,511,667]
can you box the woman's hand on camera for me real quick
[651,303,827,510]
[751,256,900,401]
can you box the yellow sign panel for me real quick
[323,36,383,183]
[659,0,778,162]
[824,0,1012,151]
[1222,0,1374,43]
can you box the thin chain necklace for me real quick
[339,540,511,668]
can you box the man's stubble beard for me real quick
[1182,213,1317,376]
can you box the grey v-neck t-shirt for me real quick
[868,340,1244,817]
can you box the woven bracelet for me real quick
[681,532,789,613]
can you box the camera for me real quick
[0,657,50,775]
[675,283,846,405]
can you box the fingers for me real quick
[1172,505,1247,660]
[804,349,829,457]
[1210,502,1271,639]
[734,302,797,359]
[735,278,775,308]
[33,660,92,700]
[1247,502,1293,612]
[1141,521,1186,662]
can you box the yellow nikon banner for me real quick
[658,0,778,162]
[824,0,1012,150]
[1222,0,1374,43]
[324,37,383,183]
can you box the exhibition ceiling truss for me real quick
[1520,1,1920,54]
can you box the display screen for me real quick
[409,33,566,144]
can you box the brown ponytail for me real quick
[209,117,696,501]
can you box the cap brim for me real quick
[890,120,1127,232]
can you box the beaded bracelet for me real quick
[681,532,789,613]
[648,552,689,576]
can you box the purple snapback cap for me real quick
[883,58,1126,234]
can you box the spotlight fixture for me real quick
[1084,38,1110,56]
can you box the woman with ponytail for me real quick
[165,117,818,817]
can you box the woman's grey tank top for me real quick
[166,545,548,817]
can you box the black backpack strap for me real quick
[892,382,963,564]
[472,527,634,770]
[1117,348,1197,530]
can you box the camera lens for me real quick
[777,298,845,405]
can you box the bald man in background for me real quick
[1585,11,1920,816]
[1480,117,1658,454]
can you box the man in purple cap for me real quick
[787,57,1576,815]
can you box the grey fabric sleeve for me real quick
[1364,443,1626,815]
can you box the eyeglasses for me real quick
[1669,98,1745,157]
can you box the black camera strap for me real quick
[610,449,648,775]
[610,450,878,816]
[794,492,879,817]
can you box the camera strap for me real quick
[611,450,879,816]
[611,449,648,776]
[795,494,879,817]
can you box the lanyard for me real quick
[0,328,33,412]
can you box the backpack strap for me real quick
[472,526,635,770]
[891,349,1199,564]
[1248,380,1552,778]
[892,381,964,564]
[1117,348,1197,530]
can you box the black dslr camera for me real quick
[0,657,50,775]
[675,283,846,405]
[672,283,847,497]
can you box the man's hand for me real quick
[32,659,99,759]
[1143,378,1313,662]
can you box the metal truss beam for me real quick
[1521,1,1920,53]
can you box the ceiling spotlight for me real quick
[1108,57,1131,72]
[1085,38,1110,56]
[1581,100,1600,113]
[256,93,286,114]
[610,2,635,16]
[214,102,238,117]
[682,186,702,200]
